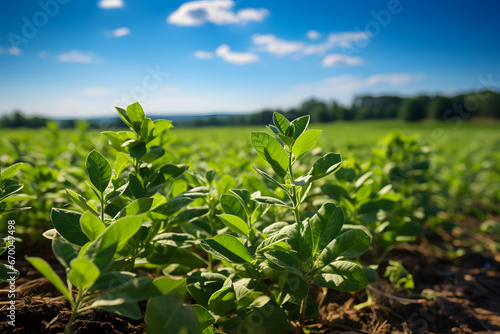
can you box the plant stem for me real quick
[65,289,83,334]
[208,254,213,272]
[289,148,308,328]
[299,296,307,324]
[100,195,105,223]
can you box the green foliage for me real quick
[11,100,499,332]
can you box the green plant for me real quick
[200,113,375,330]
[1,163,29,281]
[27,103,208,333]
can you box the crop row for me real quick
[1,103,499,333]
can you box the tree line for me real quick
[185,90,500,126]
[1,90,500,128]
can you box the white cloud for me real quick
[194,50,214,59]
[58,50,101,64]
[307,30,320,40]
[110,27,130,37]
[304,31,370,55]
[8,47,22,56]
[98,0,124,9]
[84,87,113,96]
[322,53,362,67]
[215,44,258,65]
[167,0,269,26]
[252,34,303,56]
[365,74,416,86]
[38,51,48,58]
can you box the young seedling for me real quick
[27,213,144,334]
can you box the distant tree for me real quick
[427,96,452,120]
[477,91,500,119]
[399,96,429,121]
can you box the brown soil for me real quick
[1,226,499,334]
[307,246,500,334]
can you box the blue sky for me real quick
[1,0,500,118]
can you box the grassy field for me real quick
[173,119,500,150]
[1,113,499,333]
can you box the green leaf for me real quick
[250,132,288,178]
[0,182,23,203]
[104,182,129,204]
[287,272,309,301]
[96,276,162,304]
[0,264,19,282]
[191,305,216,332]
[187,271,227,307]
[66,189,99,216]
[252,196,290,208]
[99,302,143,320]
[292,129,321,160]
[129,173,147,198]
[80,211,106,240]
[52,234,77,269]
[201,235,253,264]
[267,125,280,135]
[146,243,177,265]
[208,284,237,316]
[308,153,343,182]
[154,187,208,216]
[355,171,373,188]
[256,234,289,253]
[220,193,247,222]
[143,145,165,163]
[314,261,369,292]
[140,117,155,142]
[114,152,130,176]
[317,229,371,268]
[86,150,112,193]
[114,198,153,220]
[363,266,378,284]
[68,257,100,289]
[160,164,189,181]
[51,208,89,246]
[220,305,290,334]
[153,119,173,134]
[115,107,132,127]
[205,170,216,186]
[146,294,202,334]
[278,134,295,146]
[304,203,344,257]
[126,102,146,133]
[291,115,310,140]
[216,174,236,196]
[229,189,253,212]
[0,163,22,182]
[153,277,186,296]
[273,112,290,134]
[127,140,147,161]
[264,250,301,274]
[103,131,130,152]
[26,257,73,302]
[252,166,290,194]
[217,214,249,237]
[82,216,143,270]
[153,233,196,248]
[89,271,136,292]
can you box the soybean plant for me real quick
[201,113,375,330]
